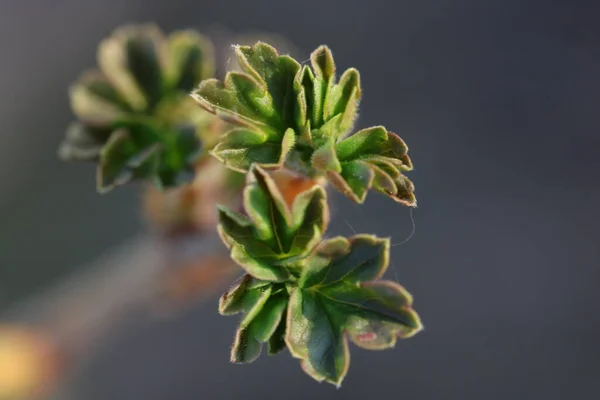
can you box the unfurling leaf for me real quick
[217,165,328,272]
[327,126,416,205]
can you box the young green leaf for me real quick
[218,276,289,363]
[284,234,422,386]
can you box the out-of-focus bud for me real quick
[142,155,245,235]
[160,255,238,308]
[0,326,61,399]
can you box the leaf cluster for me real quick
[193,43,415,205]
[60,24,218,192]
[218,166,422,386]
[58,29,423,388]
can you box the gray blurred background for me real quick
[1,0,599,399]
